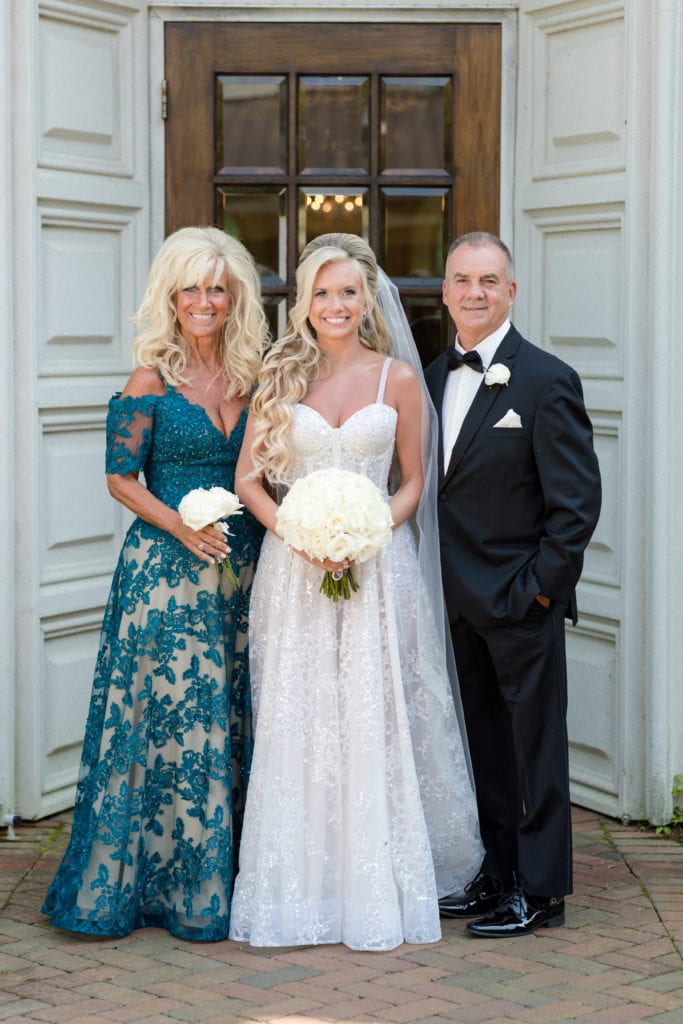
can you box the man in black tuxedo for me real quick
[425,232,601,937]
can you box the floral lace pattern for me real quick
[229,359,482,951]
[42,386,264,941]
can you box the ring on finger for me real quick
[198,542,204,551]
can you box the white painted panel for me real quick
[546,19,625,169]
[41,576,114,620]
[42,225,119,363]
[42,611,103,801]
[568,621,620,807]
[529,6,625,179]
[39,208,136,375]
[41,412,125,584]
[542,217,623,379]
[39,8,134,176]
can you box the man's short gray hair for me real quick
[446,232,514,278]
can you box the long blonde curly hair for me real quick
[133,225,268,398]
[250,233,392,485]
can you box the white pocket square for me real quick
[493,408,523,429]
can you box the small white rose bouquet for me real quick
[484,363,511,387]
[178,486,243,594]
[276,468,394,601]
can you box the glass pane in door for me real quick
[216,186,287,281]
[402,297,449,368]
[381,77,451,174]
[216,76,286,173]
[299,189,368,250]
[263,296,288,343]
[381,188,448,280]
[299,76,369,173]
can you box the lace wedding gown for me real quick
[229,358,482,951]
[42,383,264,941]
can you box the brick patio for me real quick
[1,807,682,1023]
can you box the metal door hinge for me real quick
[161,80,168,120]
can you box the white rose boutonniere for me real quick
[484,363,511,388]
[178,486,243,593]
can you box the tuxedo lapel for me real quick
[443,327,522,486]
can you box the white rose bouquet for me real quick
[178,486,243,594]
[276,468,394,601]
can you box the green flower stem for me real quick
[216,555,240,596]
[320,566,359,601]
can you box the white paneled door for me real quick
[11,0,149,820]
[515,1,632,818]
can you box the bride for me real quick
[228,233,482,951]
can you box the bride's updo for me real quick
[249,233,392,486]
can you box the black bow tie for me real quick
[446,346,484,373]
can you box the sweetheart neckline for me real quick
[296,401,397,432]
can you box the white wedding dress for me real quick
[229,358,482,951]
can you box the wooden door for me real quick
[165,22,501,361]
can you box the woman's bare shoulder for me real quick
[387,356,420,393]
[120,365,166,399]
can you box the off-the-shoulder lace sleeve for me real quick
[106,393,159,475]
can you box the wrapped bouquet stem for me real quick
[276,468,393,601]
[320,564,359,601]
[178,486,243,595]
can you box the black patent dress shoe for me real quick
[466,885,565,937]
[438,870,504,919]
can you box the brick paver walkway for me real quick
[1,806,682,1023]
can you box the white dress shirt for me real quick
[442,320,511,471]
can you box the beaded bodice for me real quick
[290,358,397,491]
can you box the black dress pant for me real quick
[450,601,572,898]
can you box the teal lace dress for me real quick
[42,384,264,941]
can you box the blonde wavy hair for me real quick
[133,225,268,398]
[250,233,392,485]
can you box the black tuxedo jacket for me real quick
[425,325,601,629]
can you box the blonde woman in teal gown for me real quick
[42,227,267,941]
